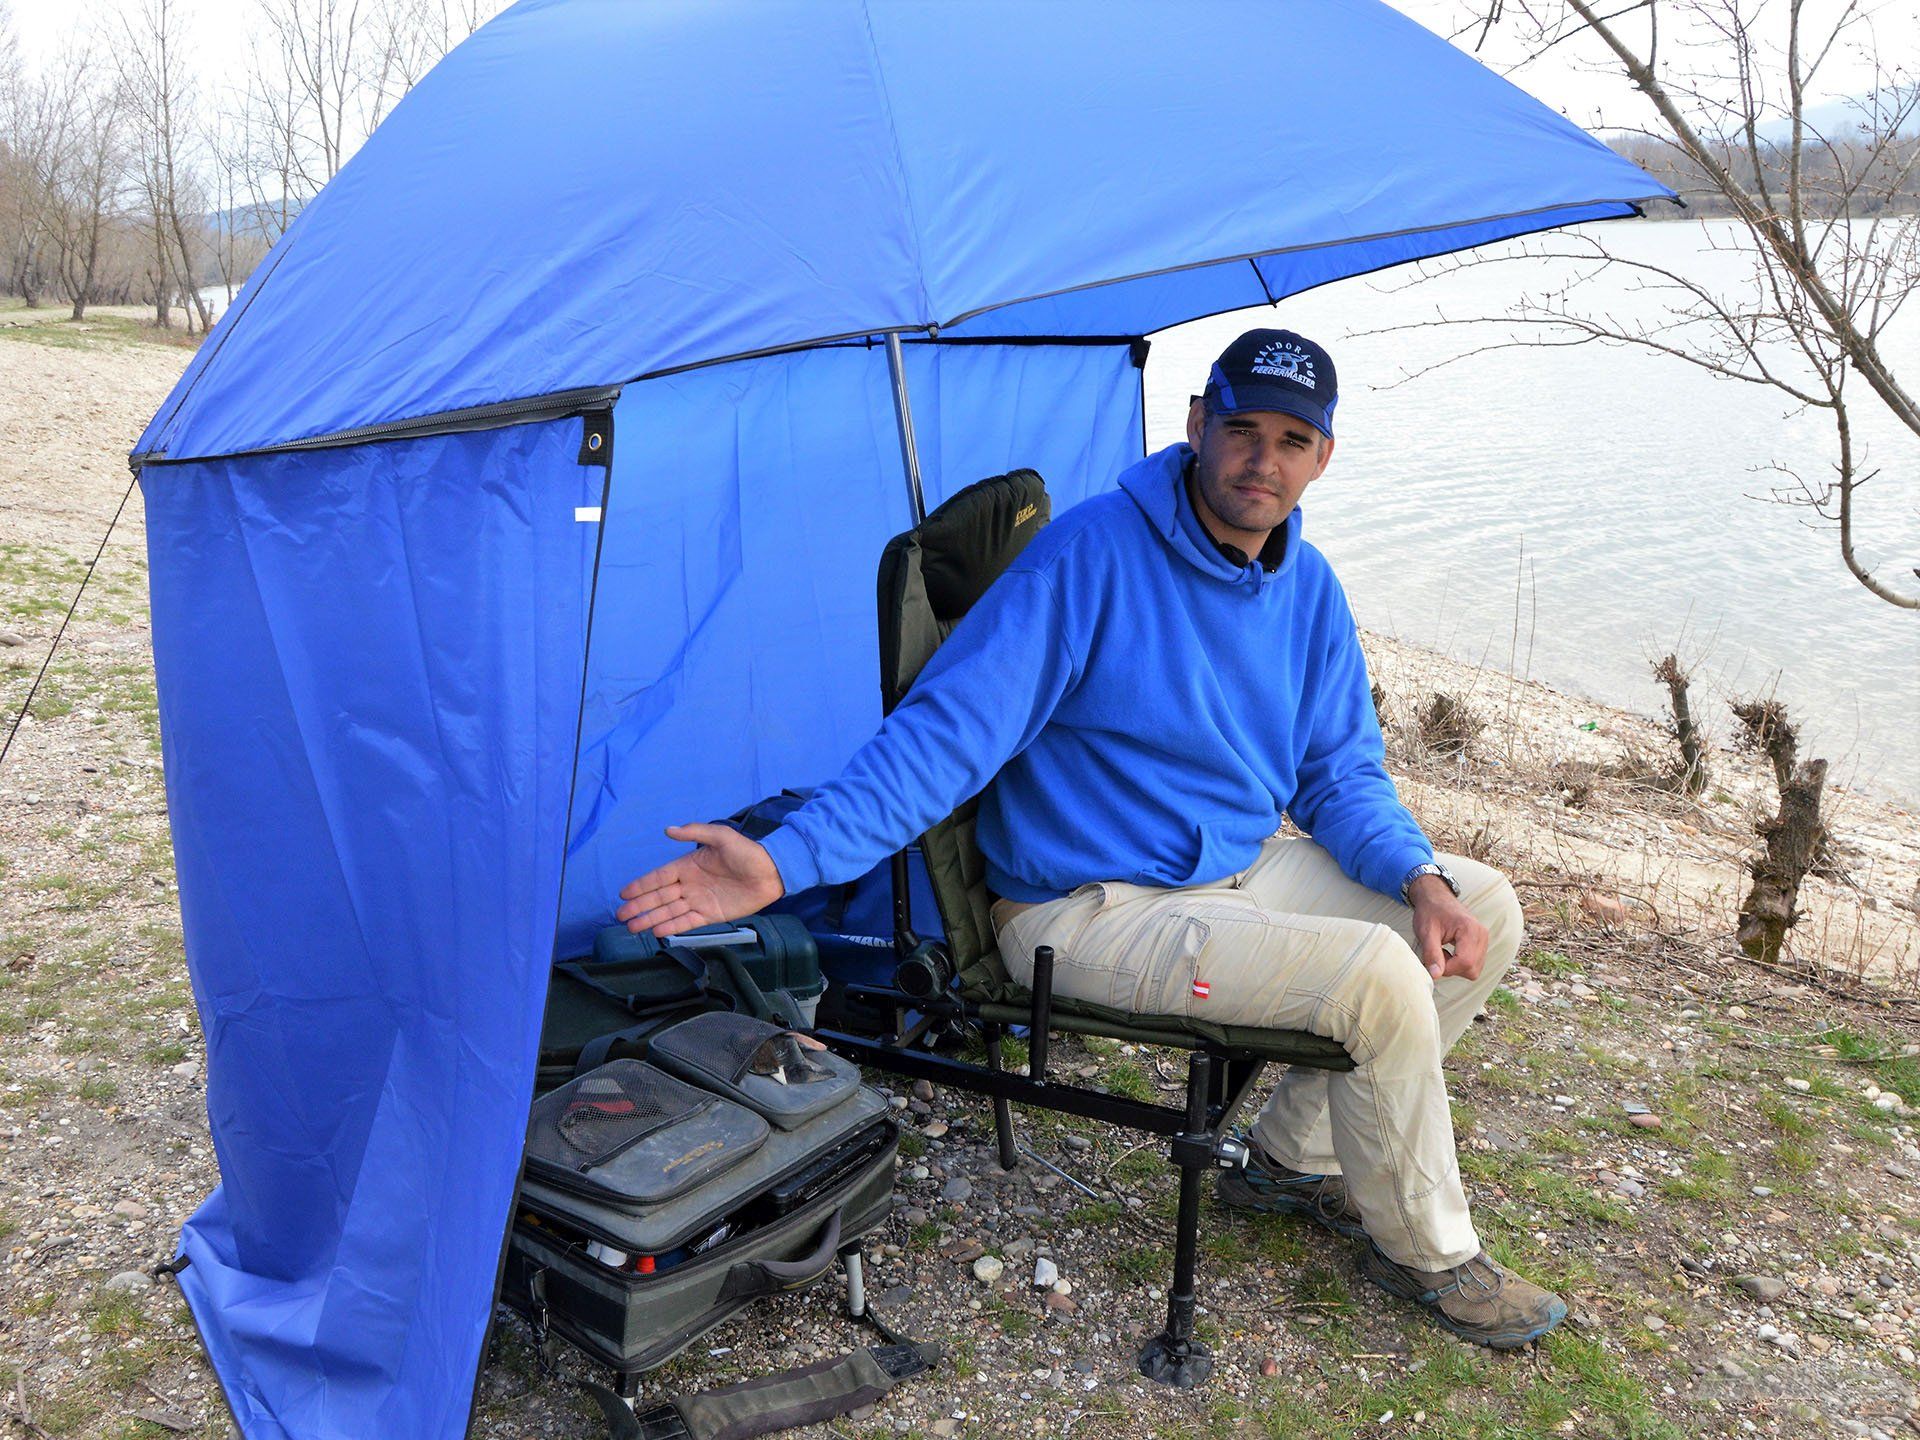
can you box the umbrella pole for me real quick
[884,332,928,526]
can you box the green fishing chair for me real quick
[818,467,1353,1388]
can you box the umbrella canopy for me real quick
[135,0,1669,466]
[133,4,1672,1438]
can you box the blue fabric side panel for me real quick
[556,343,1142,955]
[141,421,597,1440]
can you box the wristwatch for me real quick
[1400,860,1460,906]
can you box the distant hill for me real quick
[207,201,303,241]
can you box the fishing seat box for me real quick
[504,1015,898,1387]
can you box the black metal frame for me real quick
[814,947,1275,1388]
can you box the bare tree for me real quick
[1418,0,1920,609]
[46,59,129,320]
[0,52,74,307]
[116,0,212,332]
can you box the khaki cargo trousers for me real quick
[990,835,1521,1271]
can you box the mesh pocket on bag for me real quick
[651,1012,833,1087]
[528,1061,712,1173]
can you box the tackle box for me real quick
[503,1015,897,1389]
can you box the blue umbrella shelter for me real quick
[133,2,1673,1434]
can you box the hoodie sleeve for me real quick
[1284,583,1434,899]
[760,566,1080,896]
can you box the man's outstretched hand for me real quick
[1407,874,1487,982]
[616,822,784,938]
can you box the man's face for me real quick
[1185,399,1334,544]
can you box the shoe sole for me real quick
[1358,1247,1569,1350]
[1214,1169,1369,1240]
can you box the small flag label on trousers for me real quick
[1191,979,1210,1000]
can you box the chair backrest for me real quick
[876,469,1050,997]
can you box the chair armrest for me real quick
[1027,945,1056,1082]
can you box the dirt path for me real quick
[1,324,1916,1440]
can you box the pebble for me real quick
[1482,1122,1523,1152]
[911,1079,935,1102]
[1751,1186,1774,1197]
[904,1164,929,1182]
[170,1062,196,1077]
[1736,1275,1788,1303]
[1622,1101,1651,1116]
[889,1095,909,1111]
[1873,1094,1901,1113]
[1643,1314,1667,1331]
[1062,1135,1092,1153]
[972,1255,1004,1285]
[1552,1094,1577,1107]
[1033,1257,1059,1289]
[901,1207,928,1226]
[941,1177,972,1204]
[1785,1078,1812,1093]
[1716,1358,1748,1379]
[1629,1114,1662,1130]
[111,1200,147,1219]
[1260,1356,1280,1377]
[1043,1291,1076,1314]
[103,1270,152,1294]
[1005,1236,1036,1260]
[920,1120,948,1139]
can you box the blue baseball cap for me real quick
[1201,327,1338,439]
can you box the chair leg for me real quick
[1137,1052,1215,1388]
[981,1023,1019,1171]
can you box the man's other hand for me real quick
[616,822,784,938]
[1407,874,1488,981]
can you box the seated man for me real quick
[617,328,1566,1350]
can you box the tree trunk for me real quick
[1652,654,1708,796]
[1736,757,1828,963]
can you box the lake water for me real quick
[1147,220,1920,804]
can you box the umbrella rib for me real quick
[857,0,937,330]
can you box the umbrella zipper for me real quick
[131,383,622,471]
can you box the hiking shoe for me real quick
[1360,1246,1568,1350]
[1214,1137,1366,1239]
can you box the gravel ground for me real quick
[2,324,1917,1440]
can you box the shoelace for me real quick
[1436,1253,1507,1300]
[1245,1147,1362,1227]
[1310,1179,1361,1228]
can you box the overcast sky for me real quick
[25,0,1920,135]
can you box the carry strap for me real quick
[711,948,804,1030]
[577,1340,939,1440]
[573,1011,696,1076]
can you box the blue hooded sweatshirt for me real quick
[760,442,1435,905]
